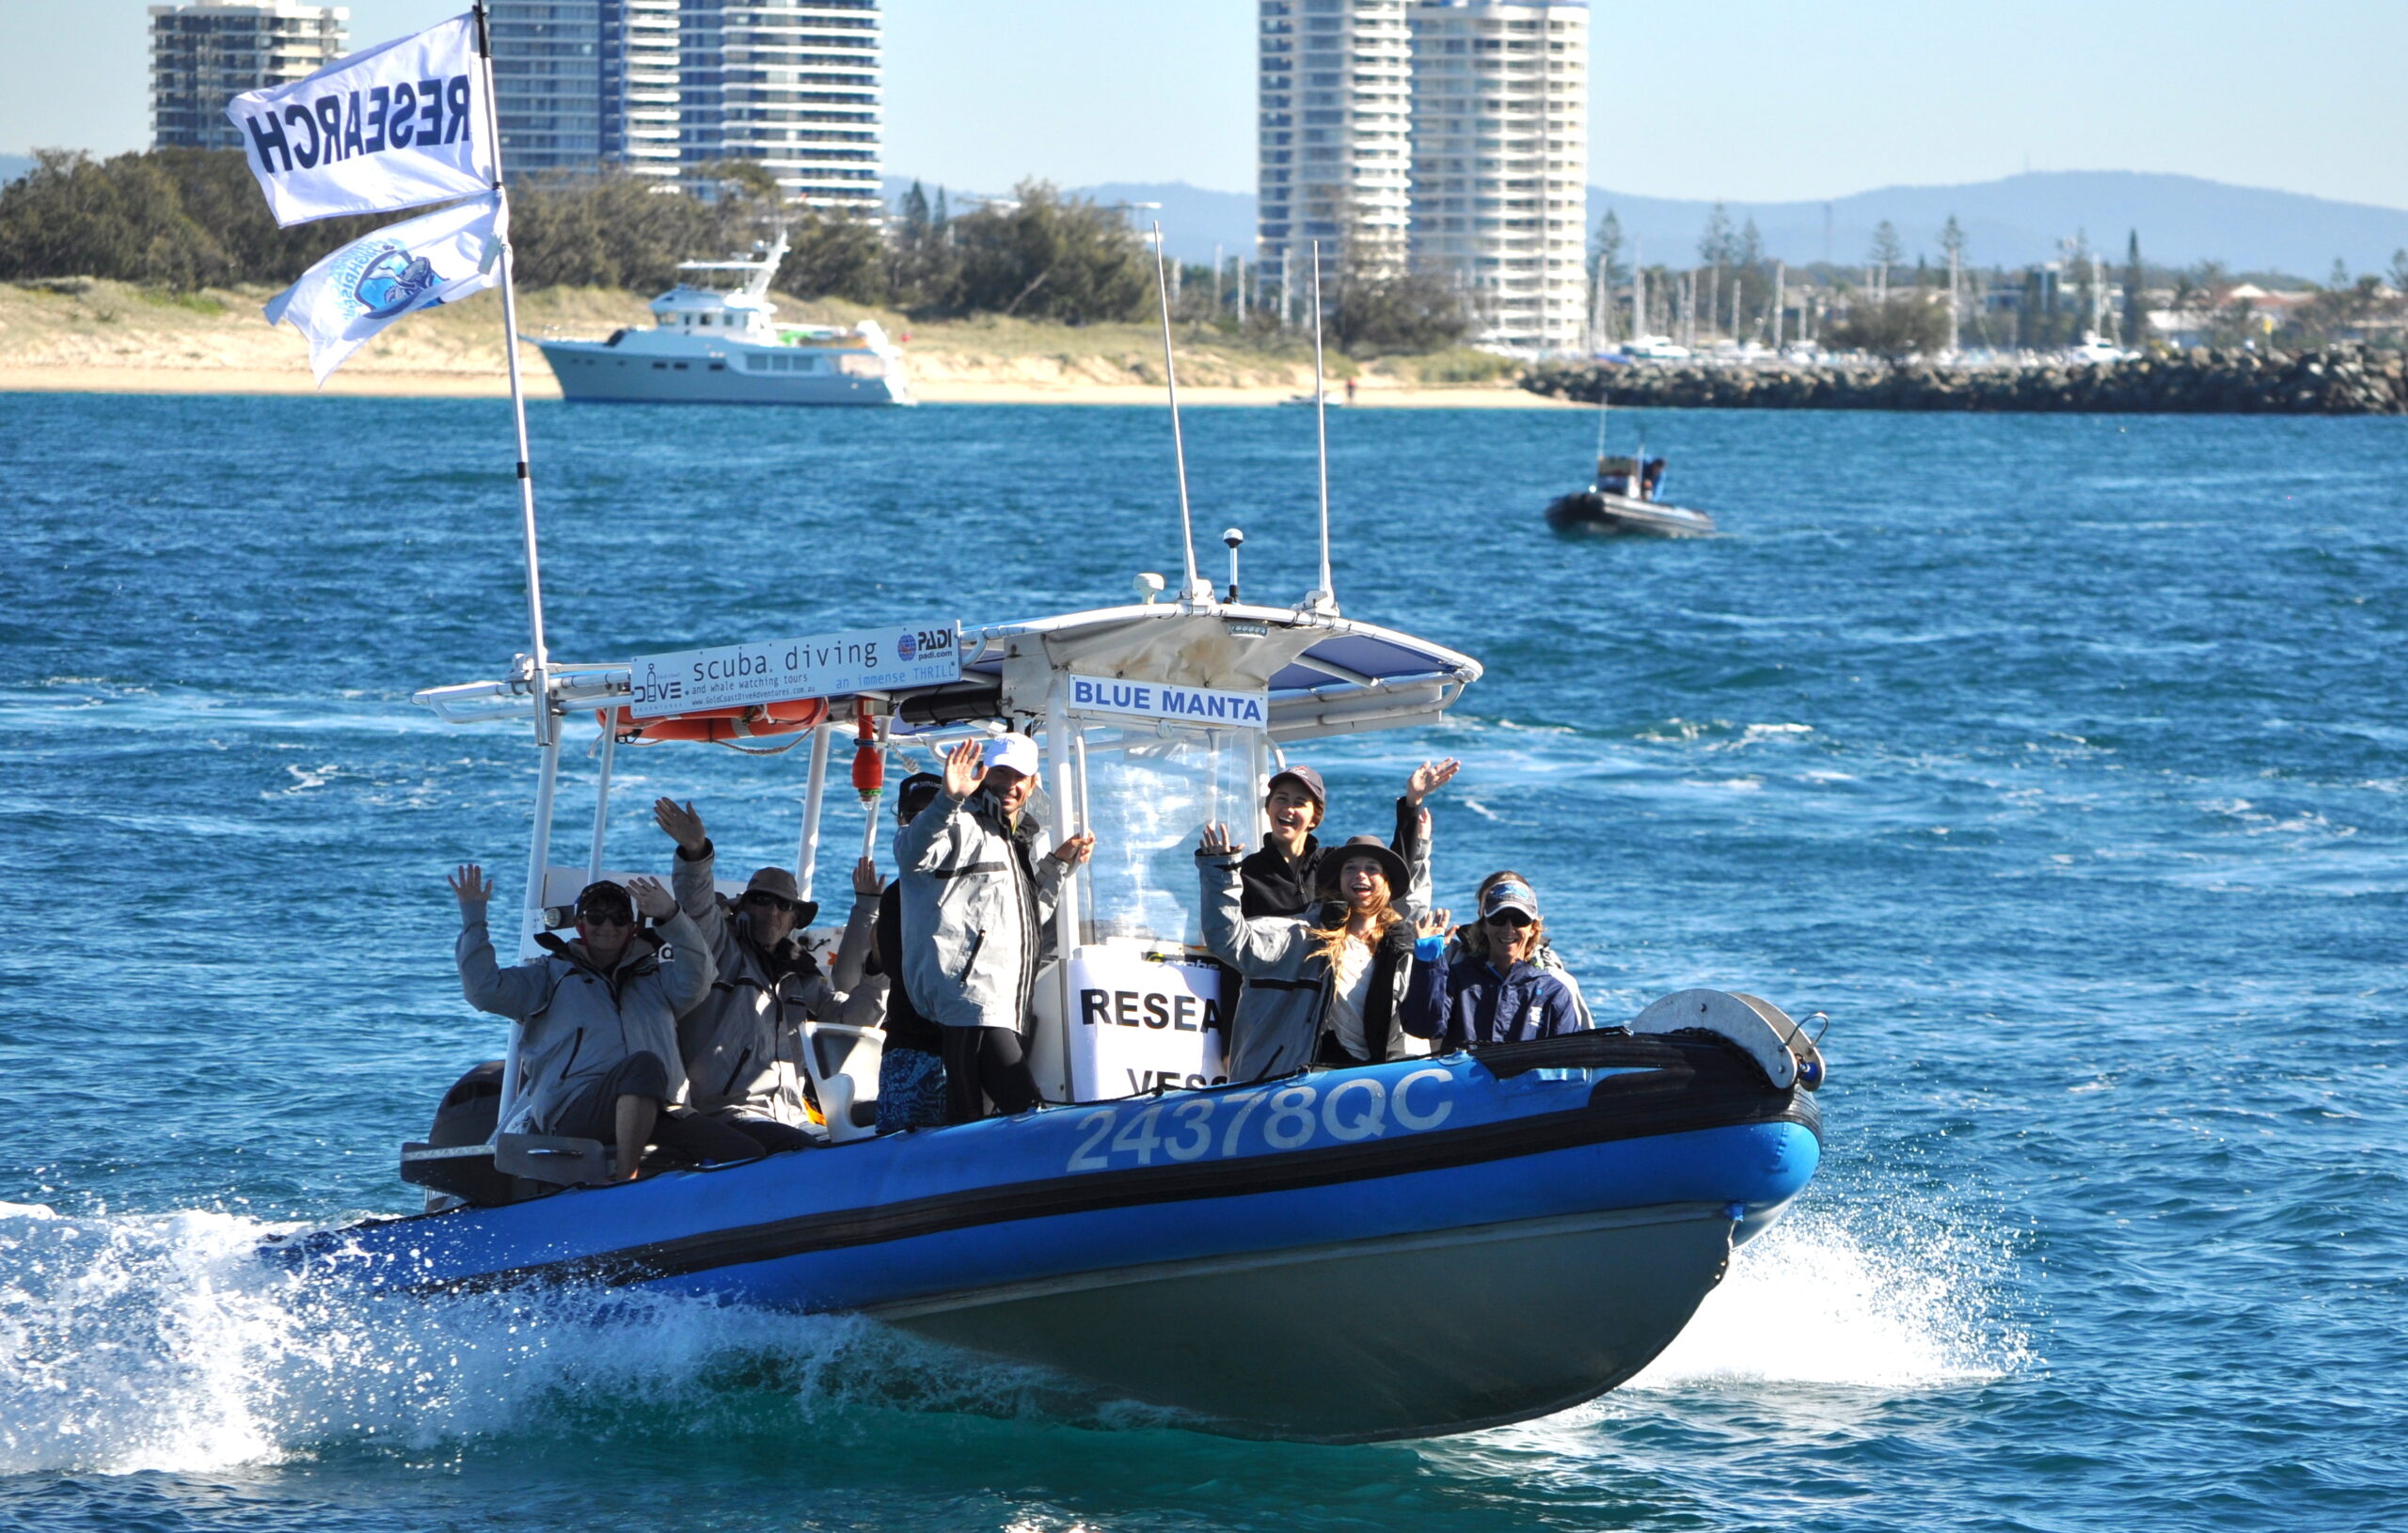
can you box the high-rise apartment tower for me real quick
[1258,0,1413,300]
[488,1,879,205]
[1406,0,1588,354]
[150,0,347,151]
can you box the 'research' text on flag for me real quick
[226,12,493,228]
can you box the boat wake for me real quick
[1628,1204,2033,1392]
[0,1201,1164,1478]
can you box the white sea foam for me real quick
[0,1205,1095,1477]
[1626,1206,2031,1392]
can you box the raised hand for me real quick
[851,857,885,896]
[1416,907,1453,940]
[1198,821,1240,857]
[1050,832,1096,867]
[447,863,494,909]
[942,738,984,801]
[626,875,675,921]
[1404,758,1461,807]
[652,797,707,854]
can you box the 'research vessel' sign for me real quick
[1068,673,1269,730]
[630,621,960,718]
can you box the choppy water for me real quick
[1,393,2402,1530]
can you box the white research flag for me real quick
[225,12,493,228]
[263,193,503,385]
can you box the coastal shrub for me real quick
[1822,296,1952,360]
[937,181,1151,324]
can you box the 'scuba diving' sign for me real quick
[631,621,961,718]
[1068,673,1269,730]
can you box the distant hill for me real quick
[1587,172,2408,280]
[883,168,2408,281]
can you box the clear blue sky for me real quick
[7,0,2406,210]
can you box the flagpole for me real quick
[470,1,560,983]
[471,0,549,731]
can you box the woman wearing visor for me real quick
[1403,875,1592,1050]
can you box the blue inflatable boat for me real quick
[303,595,1827,1443]
[282,1025,1817,1442]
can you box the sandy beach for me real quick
[0,279,1570,407]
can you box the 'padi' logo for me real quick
[896,630,917,661]
[351,245,442,319]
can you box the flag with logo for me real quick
[264,193,503,385]
[225,12,492,227]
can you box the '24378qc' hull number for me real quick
[1066,1068,1457,1173]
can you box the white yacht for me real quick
[532,231,913,406]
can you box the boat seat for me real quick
[494,1132,616,1186]
[801,1020,883,1144]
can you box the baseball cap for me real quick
[575,879,634,921]
[1267,764,1326,808]
[983,734,1041,778]
[1481,878,1539,922]
[895,770,943,823]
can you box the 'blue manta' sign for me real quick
[1068,673,1269,730]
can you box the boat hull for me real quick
[536,339,912,406]
[883,1200,1736,1442]
[1545,490,1715,538]
[276,1033,1818,1442]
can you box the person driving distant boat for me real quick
[1408,877,1590,1048]
[449,866,764,1180]
[1199,830,1448,1077]
[652,798,879,1154]
[896,735,1095,1122]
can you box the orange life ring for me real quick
[599,695,830,746]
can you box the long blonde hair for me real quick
[1309,861,1402,972]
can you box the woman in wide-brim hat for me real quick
[1198,829,1448,1080]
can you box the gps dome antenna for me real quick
[1307,240,1337,615]
[1151,222,1207,602]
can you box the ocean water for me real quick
[0,392,2402,1531]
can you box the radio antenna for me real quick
[1152,222,1205,601]
[1308,240,1336,614]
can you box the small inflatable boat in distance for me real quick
[1545,453,1715,538]
[281,593,1824,1444]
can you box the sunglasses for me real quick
[1483,909,1532,929]
[744,893,801,914]
[579,908,635,927]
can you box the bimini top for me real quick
[414,597,1481,745]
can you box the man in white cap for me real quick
[895,734,1095,1122]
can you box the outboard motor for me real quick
[400,1060,526,1211]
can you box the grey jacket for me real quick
[671,844,878,1126]
[1198,853,1438,1083]
[895,787,1067,1032]
[456,898,714,1135]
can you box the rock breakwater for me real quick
[1523,345,2408,415]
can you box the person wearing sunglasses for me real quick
[1446,868,1596,1032]
[451,865,764,1180]
[654,797,879,1154]
[1401,876,1589,1050]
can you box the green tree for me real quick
[1825,294,1949,359]
[1866,220,1903,300]
[945,180,1149,322]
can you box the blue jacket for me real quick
[1402,937,1586,1049]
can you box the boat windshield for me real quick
[1076,726,1251,946]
